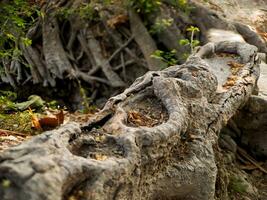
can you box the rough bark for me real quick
[129,9,167,70]
[0,41,260,200]
[42,15,73,79]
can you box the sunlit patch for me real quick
[207,29,245,43]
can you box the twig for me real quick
[102,21,147,68]
[107,35,134,64]
[0,129,28,137]
[76,71,110,85]
[120,52,126,81]
[77,32,97,66]
[113,59,135,70]
[237,146,267,174]
[88,35,134,75]
[86,29,125,87]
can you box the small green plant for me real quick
[129,0,162,14]
[179,25,200,53]
[150,18,173,34]
[151,49,178,67]
[77,80,97,114]
[168,0,193,13]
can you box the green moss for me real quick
[1,179,11,188]
[228,176,248,194]
[0,111,33,134]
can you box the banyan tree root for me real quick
[0,41,260,200]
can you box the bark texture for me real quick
[0,41,260,200]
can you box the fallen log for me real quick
[0,41,260,200]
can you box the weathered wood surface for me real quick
[0,41,260,200]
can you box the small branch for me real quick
[237,147,267,174]
[88,35,134,75]
[107,35,134,64]
[102,20,148,69]
[77,32,97,66]
[120,52,126,81]
[113,59,135,70]
[76,71,110,85]
[85,29,126,87]
[0,129,28,137]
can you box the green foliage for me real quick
[57,3,98,21]
[128,0,162,14]
[47,100,61,110]
[15,95,45,111]
[0,110,33,133]
[167,0,193,13]
[151,49,178,67]
[186,25,200,33]
[0,0,37,63]
[150,18,173,34]
[179,25,200,53]
[0,90,33,133]
[0,90,17,112]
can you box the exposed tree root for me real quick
[0,41,260,200]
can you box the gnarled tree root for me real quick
[0,41,259,200]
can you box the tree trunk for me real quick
[0,41,260,200]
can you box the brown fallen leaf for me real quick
[223,80,235,88]
[227,61,244,69]
[94,154,107,161]
[55,110,64,124]
[29,108,42,130]
[107,14,128,29]
[39,110,64,128]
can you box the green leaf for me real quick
[192,40,200,47]
[21,37,32,46]
[186,26,200,32]
[6,33,15,41]
[179,39,190,46]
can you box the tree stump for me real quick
[0,41,260,200]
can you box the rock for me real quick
[235,96,267,158]
[221,126,240,139]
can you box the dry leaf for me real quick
[29,108,42,130]
[55,110,64,124]
[223,80,235,88]
[39,110,64,128]
[39,116,59,127]
[227,75,238,81]
[94,154,107,161]
[227,61,244,69]
[107,14,128,29]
